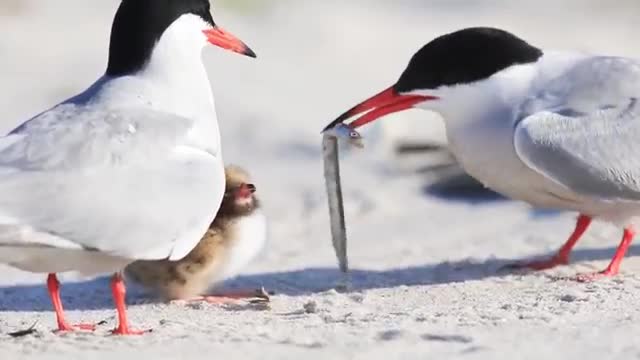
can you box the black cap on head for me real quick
[107,0,215,76]
[394,27,543,93]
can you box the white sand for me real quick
[1,1,640,359]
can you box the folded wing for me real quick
[0,104,224,261]
[515,56,640,202]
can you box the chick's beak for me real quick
[236,183,256,198]
[203,26,256,58]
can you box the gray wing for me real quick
[514,56,640,201]
[0,103,224,261]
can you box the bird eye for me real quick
[350,131,359,138]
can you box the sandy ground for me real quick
[1,1,640,359]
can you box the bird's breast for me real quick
[95,74,222,156]
[215,211,267,282]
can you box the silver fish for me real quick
[321,123,363,275]
[323,123,364,149]
[322,132,349,273]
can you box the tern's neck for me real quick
[101,15,216,118]
[429,64,538,128]
[138,29,214,112]
[87,27,220,153]
[427,50,589,128]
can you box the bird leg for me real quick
[110,273,147,335]
[46,273,96,332]
[575,226,635,282]
[505,215,591,271]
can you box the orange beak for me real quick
[203,26,256,58]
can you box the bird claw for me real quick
[205,290,270,304]
[573,269,618,283]
[55,322,97,333]
[200,296,240,305]
[111,327,150,336]
[501,256,569,272]
[175,287,272,305]
[74,323,97,331]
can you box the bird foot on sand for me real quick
[111,328,148,336]
[573,269,618,283]
[55,322,97,333]
[172,287,272,305]
[204,287,272,304]
[110,324,150,336]
[501,256,569,272]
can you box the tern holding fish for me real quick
[324,27,640,281]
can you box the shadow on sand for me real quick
[422,173,508,204]
[422,171,564,221]
[0,177,619,312]
[1,244,638,312]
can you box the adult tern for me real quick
[0,0,255,334]
[325,27,640,281]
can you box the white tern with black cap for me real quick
[325,27,640,281]
[0,0,256,335]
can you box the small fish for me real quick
[322,134,349,274]
[323,123,364,148]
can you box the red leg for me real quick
[506,215,591,271]
[110,273,146,335]
[46,274,96,332]
[575,226,635,282]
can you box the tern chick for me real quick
[125,165,268,303]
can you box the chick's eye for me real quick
[350,132,359,138]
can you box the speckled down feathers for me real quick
[125,165,265,300]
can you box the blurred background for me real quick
[0,0,639,283]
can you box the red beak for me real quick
[203,26,256,58]
[323,87,437,131]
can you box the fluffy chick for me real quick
[125,165,267,302]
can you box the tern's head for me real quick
[220,165,259,217]
[106,0,256,77]
[324,27,542,130]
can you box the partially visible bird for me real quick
[325,27,640,280]
[0,0,255,335]
[125,165,268,303]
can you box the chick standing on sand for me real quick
[125,166,268,303]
